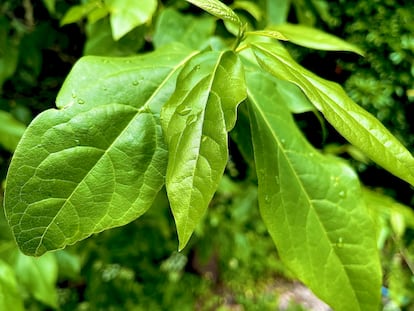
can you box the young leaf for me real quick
[251,42,414,186]
[247,71,381,311]
[161,50,246,249]
[269,23,364,55]
[4,45,197,256]
[186,0,242,27]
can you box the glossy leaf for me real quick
[0,111,26,152]
[270,23,364,55]
[153,8,216,50]
[161,50,246,249]
[186,0,242,27]
[245,30,288,41]
[15,252,58,307]
[247,71,381,311]
[251,42,414,186]
[0,260,24,311]
[4,45,197,256]
[105,0,157,40]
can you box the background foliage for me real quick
[0,0,413,310]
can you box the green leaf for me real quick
[0,260,24,311]
[186,0,242,27]
[60,2,101,26]
[84,17,145,56]
[0,111,26,152]
[251,42,414,186]
[246,71,381,311]
[161,50,246,249]
[105,0,157,40]
[153,8,216,50]
[15,252,58,307]
[269,23,364,55]
[4,45,197,256]
[266,0,290,25]
[231,1,262,21]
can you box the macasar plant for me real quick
[3,0,414,310]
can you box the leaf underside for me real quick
[247,71,381,311]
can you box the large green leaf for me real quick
[105,0,157,40]
[153,8,216,50]
[161,50,246,249]
[15,252,58,307]
[4,45,197,256]
[247,71,381,311]
[251,42,414,186]
[269,23,364,55]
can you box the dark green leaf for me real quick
[0,260,24,311]
[251,42,414,186]
[161,50,246,249]
[247,71,381,311]
[4,45,197,256]
[15,252,58,307]
[105,0,157,40]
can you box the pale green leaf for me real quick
[247,71,381,311]
[4,45,197,256]
[105,0,157,40]
[60,2,100,26]
[0,260,24,311]
[15,252,58,307]
[161,50,246,249]
[0,111,26,152]
[153,8,216,50]
[251,42,414,186]
[269,23,364,55]
[186,0,242,27]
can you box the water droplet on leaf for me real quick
[187,115,198,125]
[337,237,344,248]
[132,80,140,86]
[202,136,207,143]
[194,65,201,71]
[77,99,85,105]
[264,195,271,203]
[339,191,346,198]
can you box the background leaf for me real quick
[0,111,26,152]
[105,0,157,40]
[269,23,364,55]
[247,71,381,311]
[4,46,196,256]
[161,50,246,249]
[251,42,414,186]
[153,8,216,50]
